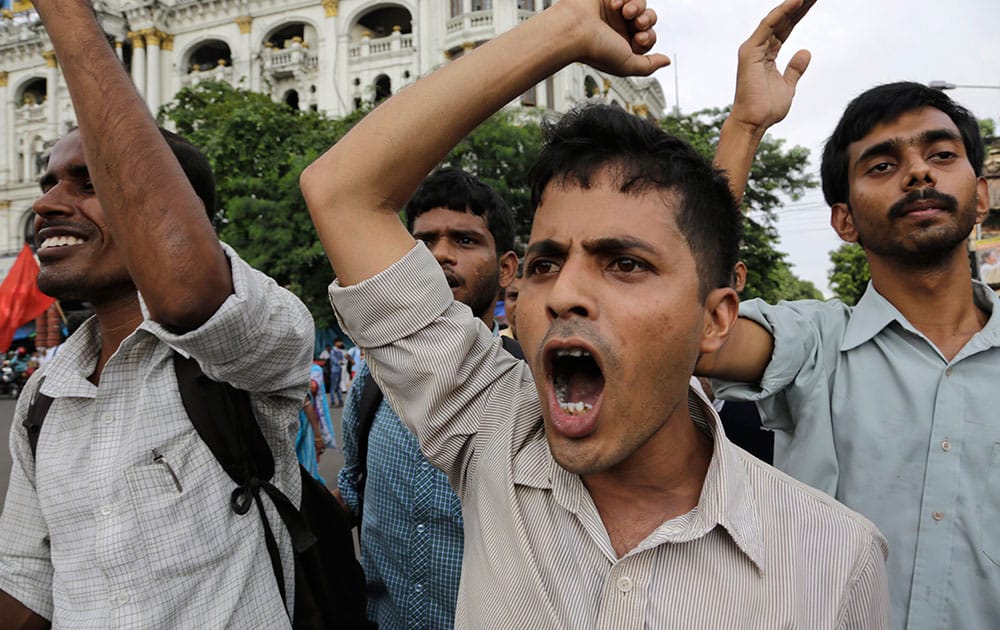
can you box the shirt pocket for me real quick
[984,442,1000,567]
[124,430,238,578]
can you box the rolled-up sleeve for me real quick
[329,243,526,493]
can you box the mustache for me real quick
[441,268,461,288]
[888,189,958,220]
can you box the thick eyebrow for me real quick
[413,227,486,242]
[38,164,89,191]
[524,238,567,260]
[855,128,963,168]
[581,236,659,257]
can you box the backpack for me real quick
[23,355,375,630]
[353,335,523,522]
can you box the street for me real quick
[0,395,346,517]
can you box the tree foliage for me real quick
[159,81,359,328]
[661,107,822,301]
[828,242,870,306]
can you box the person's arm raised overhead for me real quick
[715,0,814,204]
[301,0,669,286]
[31,0,231,331]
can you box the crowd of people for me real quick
[0,0,997,628]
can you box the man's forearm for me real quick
[32,1,231,329]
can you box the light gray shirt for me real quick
[0,244,313,628]
[331,243,891,630]
[715,281,1000,630]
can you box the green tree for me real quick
[828,242,870,305]
[661,107,822,301]
[159,81,358,327]
[443,109,544,250]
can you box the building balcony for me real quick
[262,43,319,79]
[14,103,46,126]
[445,10,494,47]
[181,63,234,87]
[348,31,415,61]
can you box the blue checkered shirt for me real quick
[338,363,463,630]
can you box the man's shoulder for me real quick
[740,451,884,550]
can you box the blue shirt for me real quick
[714,281,1000,630]
[338,363,464,630]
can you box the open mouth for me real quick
[547,346,605,438]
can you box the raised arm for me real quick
[714,0,814,203]
[32,0,231,331]
[301,0,669,286]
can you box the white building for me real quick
[0,0,665,273]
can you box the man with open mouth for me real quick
[305,0,890,627]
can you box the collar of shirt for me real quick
[840,279,1000,355]
[511,386,765,573]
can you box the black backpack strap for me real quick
[501,335,524,360]
[172,353,316,608]
[354,373,384,525]
[23,375,51,459]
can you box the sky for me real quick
[645,0,1000,295]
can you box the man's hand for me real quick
[729,0,815,133]
[561,0,670,77]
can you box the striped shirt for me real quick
[0,244,313,628]
[330,244,892,629]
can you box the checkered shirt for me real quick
[0,244,313,628]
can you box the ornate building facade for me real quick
[0,0,665,274]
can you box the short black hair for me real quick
[404,166,515,255]
[159,128,217,219]
[821,82,984,206]
[529,104,739,299]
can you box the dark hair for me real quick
[159,128,217,219]
[821,82,984,206]
[529,104,739,299]
[404,166,515,255]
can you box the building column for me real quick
[235,16,254,90]
[129,31,146,99]
[143,29,161,112]
[114,39,124,61]
[23,138,32,183]
[0,72,8,185]
[5,93,15,184]
[42,50,59,139]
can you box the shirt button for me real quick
[932,511,944,521]
[945,368,952,377]
[416,523,426,533]
[102,414,113,424]
[617,576,633,593]
[100,504,114,516]
[420,461,430,471]
[414,583,423,592]
[941,439,952,452]
[114,591,130,605]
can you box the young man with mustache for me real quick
[700,82,998,630]
[304,0,890,626]
[336,167,517,629]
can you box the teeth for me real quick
[40,235,84,249]
[556,348,590,358]
[558,401,593,415]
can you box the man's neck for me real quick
[868,247,988,361]
[582,400,712,558]
[91,293,144,385]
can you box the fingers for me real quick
[782,49,811,87]
[750,0,816,46]
[623,52,672,76]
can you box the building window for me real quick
[517,0,535,9]
[374,75,392,103]
[450,0,463,17]
[584,75,599,98]
[471,0,491,11]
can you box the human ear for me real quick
[975,177,990,224]
[699,287,739,355]
[830,202,859,243]
[498,251,518,288]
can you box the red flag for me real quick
[0,244,56,351]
